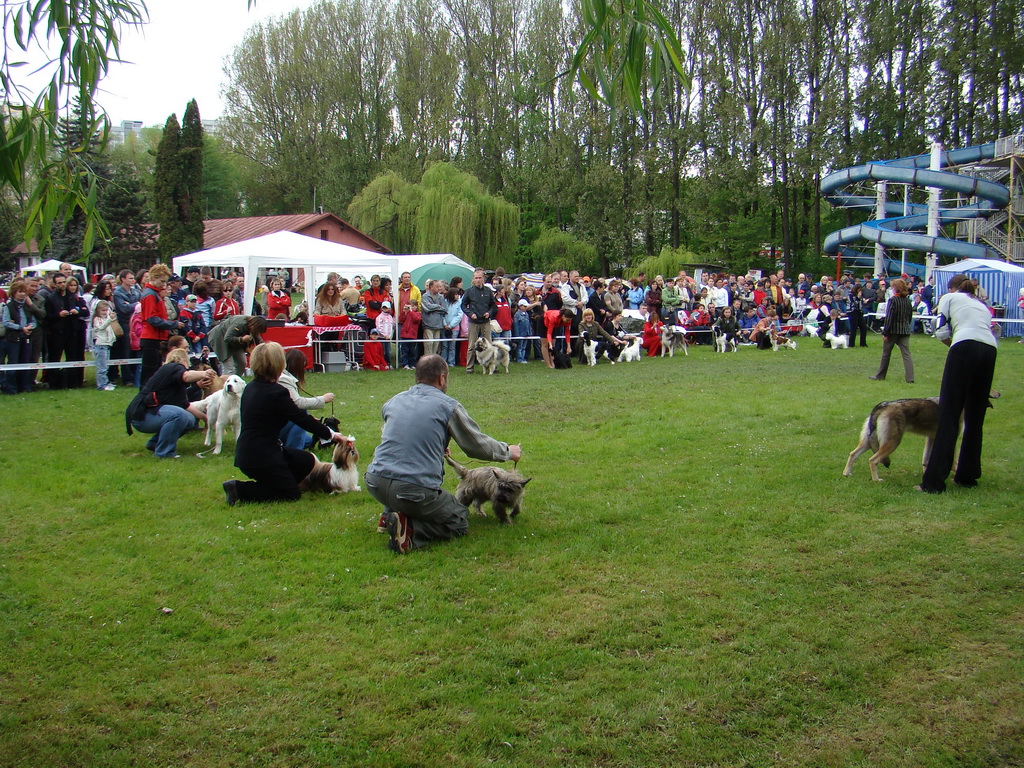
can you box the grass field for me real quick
[1,338,1022,767]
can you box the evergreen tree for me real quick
[179,100,205,250]
[154,113,183,258]
[154,103,206,258]
[99,164,157,268]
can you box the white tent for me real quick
[172,231,401,315]
[20,259,88,277]
[932,258,1024,328]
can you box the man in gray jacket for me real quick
[365,355,523,553]
[420,279,448,356]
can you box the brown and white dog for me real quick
[300,436,361,494]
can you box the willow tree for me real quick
[348,162,519,268]
[415,163,519,268]
[347,171,421,253]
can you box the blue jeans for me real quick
[132,405,196,458]
[398,339,419,368]
[94,344,111,389]
[279,421,313,450]
[443,334,460,366]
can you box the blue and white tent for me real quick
[932,258,1024,331]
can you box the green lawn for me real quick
[1,338,1022,767]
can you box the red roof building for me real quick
[203,213,391,254]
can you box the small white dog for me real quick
[474,336,511,375]
[619,336,642,363]
[825,330,850,349]
[198,374,246,455]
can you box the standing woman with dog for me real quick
[917,275,998,494]
[223,342,347,506]
[869,278,914,383]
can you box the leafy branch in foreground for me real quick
[564,0,691,115]
[1,0,149,256]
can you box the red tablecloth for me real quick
[263,325,314,370]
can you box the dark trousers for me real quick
[920,340,997,492]
[46,333,69,389]
[140,338,163,387]
[236,448,317,503]
[850,310,868,346]
[364,472,469,551]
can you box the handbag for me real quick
[111,318,124,338]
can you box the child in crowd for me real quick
[127,302,143,387]
[178,294,209,357]
[91,300,118,391]
[362,328,389,370]
[493,284,512,344]
[398,299,421,370]
[375,301,395,366]
[512,299,532,363]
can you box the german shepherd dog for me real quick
[844,397,943,481]
[444,455,531,524]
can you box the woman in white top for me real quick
[277,348,337,450]
[917,274,998,493]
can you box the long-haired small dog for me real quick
[619,336,642,363]
[444,455,531,524]
[300,436,361,493]
[825,330,850,349]
[474,336,511,374]
[553,348,573,369]
[772,334,797,351]
[661,325,690,357]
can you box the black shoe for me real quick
[223,480,239,507]
[953,478,978,488]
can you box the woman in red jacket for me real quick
[139,264,183,386]
[642,312,663,357]
[266,277,292,320]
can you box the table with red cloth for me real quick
[310,324,364,369]
[262,325,315,370]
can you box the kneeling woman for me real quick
[130,348,214,458]
[223,342,345,505]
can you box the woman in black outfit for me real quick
[849,283,868,347]
[869,278,914,383]
[223,342,345,506]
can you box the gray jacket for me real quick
[366,383,510,489]
[420,290,448,330]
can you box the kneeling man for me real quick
[365,355,522,553]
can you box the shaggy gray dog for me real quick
[444,455,531,524]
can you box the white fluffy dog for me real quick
[197,374,246,455]
[619,336,642,363]
[582,334,600,366]
[474,336,511,374]
[825,330,850,349]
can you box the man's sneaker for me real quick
[223,480,239,507]
[377,511,389,533]
[385,512,413,554]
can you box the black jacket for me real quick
[235,379,332,468]
[461,285,496,324]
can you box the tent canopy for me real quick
[172,231,401,315]
[932,258,1024,323]
[21,259,88,276]
[396,253,476,290]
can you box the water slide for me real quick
[821,143,1010,267]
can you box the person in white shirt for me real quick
[917,274,998,494]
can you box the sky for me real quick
[92,0,319,127]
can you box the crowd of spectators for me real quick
[3,260,1003,394]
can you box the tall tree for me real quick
[179,100,206,251]
[154,114,184,258]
